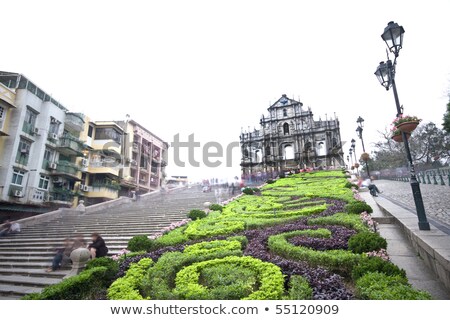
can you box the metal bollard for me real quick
[438,170,445,186]
[432,173,438,185]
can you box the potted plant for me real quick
[354,163,360,168]
[390,127,410,142]
[392,115,421,133]
[361,152,370,161]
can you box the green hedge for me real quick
[22,267,109,300]
[173,256,285,300]
[183,240,242,255]
[345,201,373,214]
[352,257,406,281]
[142,241,243,299]
[128,235,154,252]
[153,226,189,248]
[85,257,119,281]
[209,204,223,212]
[348,232,387,254]
[226,236,248,249]
[188,209,207,220]
[356,272,431,300]
[308,212,368,232]
[286,275,313,300]
[184,219,246,239]
[268,230,362,275]
[107,258,153,300]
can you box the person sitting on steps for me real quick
[47,238,74,272]
[0,220,21,237]
[88,232,108,259]
[0,220,12,237]
[362,176,382,197]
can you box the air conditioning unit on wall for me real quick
[14,190,24,197]
[50,133,58,140]
[49,162,58,170]
[81,158,88,166]
[53,177,63,184]
[83,185,89,192]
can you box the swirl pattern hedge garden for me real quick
[107,171,431,300]
[26,170,431,300]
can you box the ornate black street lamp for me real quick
[374,21,430,231]
[356,116,371,178]
[350,139,359,175]
[348,148,354,171]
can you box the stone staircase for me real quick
[0,186,223,299]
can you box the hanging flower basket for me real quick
[354,163,360,168]
[397,121,420,133]
[361,152,370,161]
[391,132,410,143]
[392,115,421,133]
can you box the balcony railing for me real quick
[54,161,81,177]
[65,113,85,132]
[91,182,121,191]
[57,135,85,156]
[49,188,75,203]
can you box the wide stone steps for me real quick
[0,284,42,297]
[0,275,61,287]
[0,186,222,299]
[0,268,67,278]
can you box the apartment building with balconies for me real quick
[0,82,17,158]
[116,119,168,195]
[0,71,168,218]
[0,72,69,217]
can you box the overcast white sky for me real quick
[2,0,450,181]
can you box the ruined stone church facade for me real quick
[240,94,344,177]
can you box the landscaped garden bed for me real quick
[24,170,431,300]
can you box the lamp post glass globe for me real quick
[381,21,405,57]
[356,116,364,127]
[375,61,392,90]
[356,126,363,139]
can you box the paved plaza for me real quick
[376,180,450,227]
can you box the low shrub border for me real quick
[173,256,285,300]
[348,232,387,254]
[268,230,363,275]
[345,201,373,214]
[22,267,109,300]
[183,240,242,256]
[308,213,368,232]
[107,258,153,300]
[351,257,406,281]
[184,219,246,239]
[355,272,431,300]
